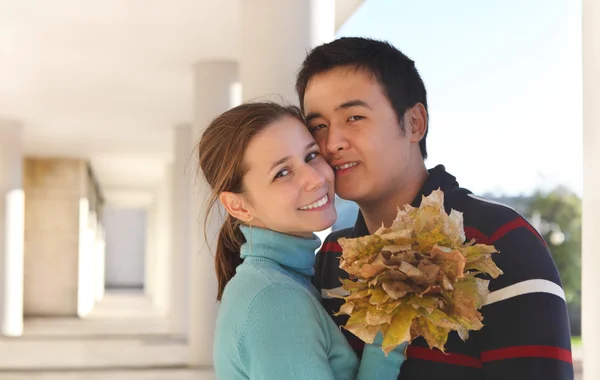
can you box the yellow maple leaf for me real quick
[382,305,419,354]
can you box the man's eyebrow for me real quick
[304,99,372,123]
[304,100,371,124]
[305,112,322,124]
[335,99,372,111]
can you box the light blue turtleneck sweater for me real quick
[213,226,405,380]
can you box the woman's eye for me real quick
[306,151,319,162]
[274,168,290,179]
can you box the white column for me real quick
[94,223,106,302]
[240,0,335,242]
[189,61,239,367]
[144,203,156,300]
[77,199,96,317]
[171,124,192,336]
[153,164,173,314]
[241,0,335,104]
[0,122,25,337]
[582,1,600,379]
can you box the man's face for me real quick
[303,66,423,205]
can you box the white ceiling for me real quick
[0,0,363,206]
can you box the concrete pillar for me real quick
[77,200,96,317]
[23,158,91,317]
[0,121,24,337]
[240,0,335,243]
[171,124,192,336]
[582,1,600,379]
[153,164,173,314]
[188,61,239,367]
[240,0,335,104]
[94,224,106,302]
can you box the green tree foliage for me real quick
[527,187,581,305]
[526,187,581,335]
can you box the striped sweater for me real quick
[314,165,574,380]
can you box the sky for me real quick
[338,0,582,197]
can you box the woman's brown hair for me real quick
[197,102,304,301]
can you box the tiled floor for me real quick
[0,291,215,380]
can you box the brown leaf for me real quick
[403,295,441,314]
[345,323,386,345]
[430,245,466,282]
[420,285,443,296]
[369,288,390,305]
[398,261,426,283]
[443,209,466,247]
[444,278,489,331]
[413,317,450,352]
[357,254,388,278]
[417,262,441,285]
[340,278,369,291]
[345,289,370,301]
[461,244,499,263]
[381,244,412,254]
[379,229,412,242]
[401,251,425,265]
[366,308,393,325]
[382,281,413,300]
[421,308,462,330]
[465,256,503,278]
[391,204,418,230]
[441,273,454,291]
[368,270,407,287]
[338,302,354,315]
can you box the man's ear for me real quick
[407,103,428,143]
[219,192,253,223]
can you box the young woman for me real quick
[198,102,406,379]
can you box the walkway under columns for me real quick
[0,290,216,380]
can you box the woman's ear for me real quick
[219,192,253,223]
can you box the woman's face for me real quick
[238,116,337,238]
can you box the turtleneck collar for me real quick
[239,225,320,277]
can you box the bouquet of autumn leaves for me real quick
[334,189,503,354]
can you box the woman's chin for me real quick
[310,212,337,233]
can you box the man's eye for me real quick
[311,124,327,132]
[348,115,364,122]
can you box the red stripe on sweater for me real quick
[321,241,343,253]
[465,217,546,246]
[481,345,572,364]
[407,346,483,368]
[464,227,492,245]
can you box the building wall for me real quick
[102,207,146,289]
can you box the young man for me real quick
[296,37,573,380]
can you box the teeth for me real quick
[335,162,358,171]
[300,195,328,210]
